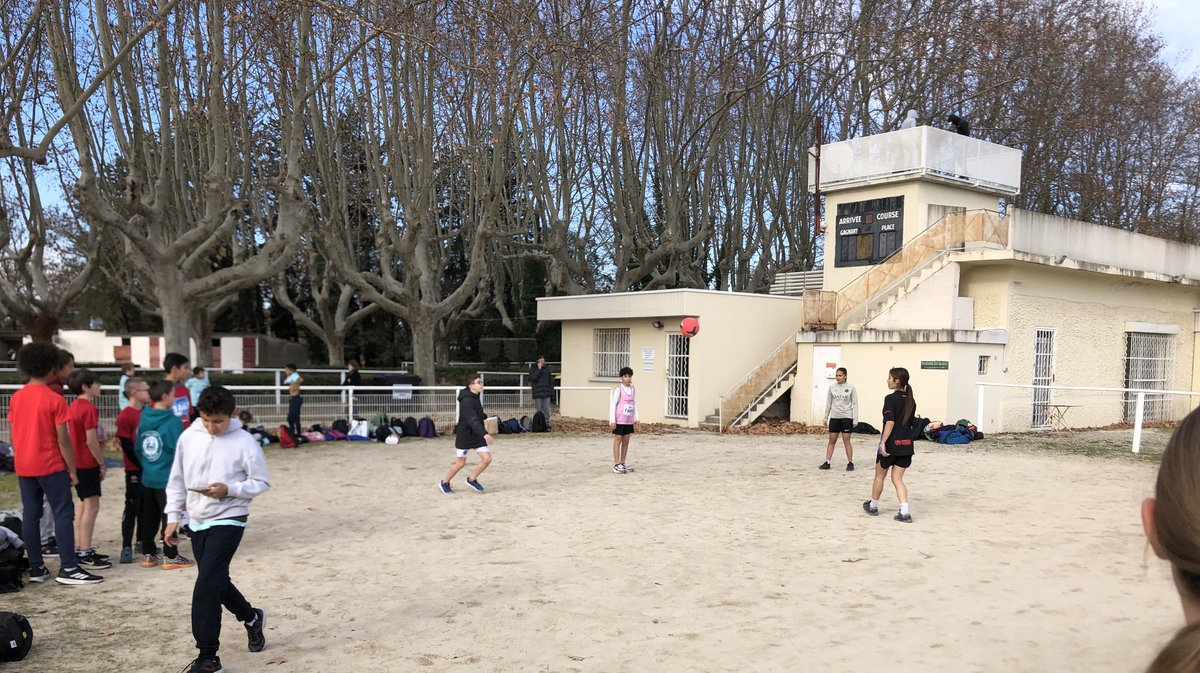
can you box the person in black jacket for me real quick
[863,367,917,523]
[529,355,554,430]
[343,359,362,387]
[440,373,493,494]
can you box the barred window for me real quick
[978,355,990,375]
[593,328,630,377]
[1124,332,1175,422]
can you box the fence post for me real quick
[519,373,525,407]
[348,387,355,421]
[274,370,281,408]
[976,384,985,434]
[1132,391,1145,454]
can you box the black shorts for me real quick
[876,453,913,470]
[828,418,854,434]
[612,424,635,436]
[76,467,102,499]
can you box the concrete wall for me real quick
[54,330,122,364]
[791,331,1007,429]
[551,291,805,426]
[1009,210,1200,279]
[995,264,1198,431]
[865,263,961,330]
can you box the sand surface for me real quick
[6,430,1180,673]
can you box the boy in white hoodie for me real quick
[165,385,270,673]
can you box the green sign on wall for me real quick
[920,360,949,370]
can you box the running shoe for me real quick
[819,462,831,470]
[894,512,913,523]
[438,481,453,494]
[56,566,104,585]
[119,546,134,564]
[163,555,195,570]
[862,501,879,516]
[181,656,223,673]
[27,565,49,583]
[245,608,266,652]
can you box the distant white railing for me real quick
[974,382,1200,453]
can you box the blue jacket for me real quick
[137,407,185,489]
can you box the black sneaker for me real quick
[56,566,104,585]
[862,501,879,516]
[245,608,266,652]
[27,565,49,583]
[818,462,831,470]
[182,656,223,673]
[895,512,913,523]
[846,462,855,471]
[78,552,113,570]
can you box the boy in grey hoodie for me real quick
[165,386,270,673]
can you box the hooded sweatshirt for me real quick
[455,387,488,450]
[165,417,270,528]
[137,406,185,489]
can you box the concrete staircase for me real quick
[702,369,797,429]
[840,251,955,329]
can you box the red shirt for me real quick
[172,383,192,423]
[116,406,143,471]
[69,397,100,470]
[7,383,71,477]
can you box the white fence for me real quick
[975,382,1200,453]
[0,384,604,442]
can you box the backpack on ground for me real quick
[852,421,879,435]
[374,425,393,443]
[418,417,437,438]
[0,612,32,661]
[503,418,523,434]
[278,425,296,449]
[332,419,351,434]
[348,419,370,438]
[530,411,549,433]
[403,417,419,437]
[938,428,973,445]
[520,415,532,431]
[369,412,389,433]
[303,431,326,443]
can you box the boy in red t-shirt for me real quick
[116,376,150,564]
[163,352,194,424]
[8,343,103,585]
[67,369,111,570]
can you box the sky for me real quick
[1149,0,1200,77]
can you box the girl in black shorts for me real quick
[863,367,916,523]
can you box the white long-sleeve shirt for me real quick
[825,382,859,423]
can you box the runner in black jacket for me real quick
[440,374,494,494]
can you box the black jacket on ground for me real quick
[455,387,488,449]
[529,365,554,399]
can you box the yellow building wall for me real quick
[995,265,1198,431]
[555,292,804,426]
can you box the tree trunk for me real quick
[324,333,345,367]
[26,313,61,343]
[158,271,194,358]
[193,309,215,368]
[408,316,437,386]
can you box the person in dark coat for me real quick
[529,355,554,429]
[946,114,970,136]
[440,373,493,494]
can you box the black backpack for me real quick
[332,419,350,434]
[403,417,419,437]
[531,411,549,433]
[0,612,31,661]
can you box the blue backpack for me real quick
[938,428,973,445]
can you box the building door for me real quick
[1031,328,1055,428]
[665,334,690,419]
[812,346,842,422]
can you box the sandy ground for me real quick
[4,429,1182,673]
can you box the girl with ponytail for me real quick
[1143,406,1200,672]
[863,367,917,523]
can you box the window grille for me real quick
[1123,332,1174,422]
[665,334,690,418]
[1031,329,1055,428]
[593,329,630,377]
[978,355,990,376]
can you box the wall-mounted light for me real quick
[1054,255,1067,265]
[651,320,664,329]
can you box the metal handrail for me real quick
[716,330,799,407]
[840,248,953,327]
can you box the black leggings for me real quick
[122,471,143,548]
[287,395,304,439]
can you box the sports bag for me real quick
[502,418,523,434]
[331,419,350,434]
[403,417,420,437]
[418,417,437,438]
[348,419,370,438]
[303,431,326,443]
[278,426,296,449]
[0,611,32,661]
